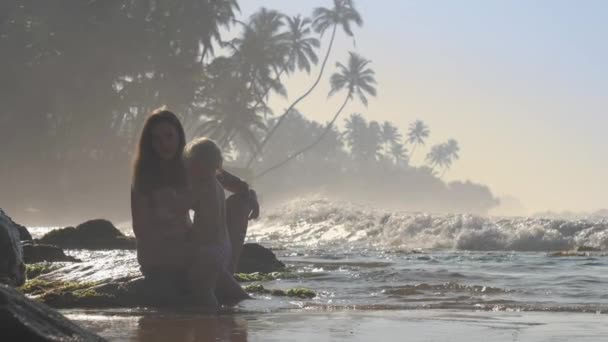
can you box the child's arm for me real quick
[191,179,222,246]
[217,170,249,194]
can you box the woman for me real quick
[130,109,258,298]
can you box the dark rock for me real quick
[0,209,26,286]
[236,243,285,274]
[22,243,80,264]
[0,210,32,241]
[0,284,105,341]
[16,223,33,242]
[38,219,136,250]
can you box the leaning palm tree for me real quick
[255,52,376,179]
[407,120,430,160]
[246,0,363,168]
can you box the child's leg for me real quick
[215,269,251,305]
[187,251,220,309]
[226,193,250,273]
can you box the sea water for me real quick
[29,198,608,340]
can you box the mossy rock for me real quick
[20,277,196,308]
[233,271,297,282]
[242,284,316,299]
[20,279,98,297]
[286,288,316,299]
[25,263,62,280]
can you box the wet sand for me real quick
[66,309,608,342]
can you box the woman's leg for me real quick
[226,193,250,273]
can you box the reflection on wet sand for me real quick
[137,315,248,342]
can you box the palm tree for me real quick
[441,138,460,177]
[246,0,363,168]
[407,120,430,160]
[229,8,290,104]
[193,57,267,153]
[390,142,408,166]
[283,15,321,74]
[425,139,461,177]
[222,13,321,146]
[200,0,241,60]
[255,52,376,179]
[425,144,448,173]
[344,113,368,160]
[380,121,401,157]
[445,138,460,161]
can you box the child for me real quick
[183,138,249,307]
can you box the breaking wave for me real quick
[248,198,608,252]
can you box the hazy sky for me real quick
[238,0,608,213]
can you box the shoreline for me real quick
[66,308,608,341]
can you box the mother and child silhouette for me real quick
[130,109,260,309]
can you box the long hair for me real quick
[131,109,187,193]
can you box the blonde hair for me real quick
[183,137,223,169]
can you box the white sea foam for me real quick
[248,198,608,251]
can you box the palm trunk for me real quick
[254,93,350,179]
[409,144,417,161]
[246,24,339,169]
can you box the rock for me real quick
[38,219,136,250]
[26,263,62,280]
[16,223,33,242]
[0,210,32,241]
[242,284,316,299]
[0,209,26,286]
[20,277,196,309]
[0,284,105,341]
[22,243,80,264]
[19,277,315,308]
[236,243,285,274]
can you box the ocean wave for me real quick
[249,198,608,252]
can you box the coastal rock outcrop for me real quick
[0,209,26,286]
[236,243,285,273]
[38,219,136,250]
[23,243,80,264]
[1,284,105,341]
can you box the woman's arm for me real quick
[131,189,186,239]
[131,189,153,239]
